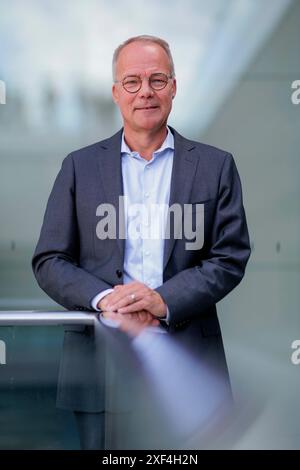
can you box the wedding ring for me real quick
[129,293,136,302]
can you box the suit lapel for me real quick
[163,128,199,270]
[97,129,125,260]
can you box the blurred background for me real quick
[0,0,299,449]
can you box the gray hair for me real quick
[112,35,175,81]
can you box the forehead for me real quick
[116,41,171,78]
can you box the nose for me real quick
[137,77,154,98]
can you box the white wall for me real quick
[202,1,300,449]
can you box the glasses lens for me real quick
[150,73,169,90]
[123,76,141,92]
[121,73,170,92]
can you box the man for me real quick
[32,35,251,449]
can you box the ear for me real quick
[112,83,119,104]
[171,77,177,100]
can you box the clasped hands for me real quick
[98,281,167,336]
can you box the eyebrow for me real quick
[122,72,167,79]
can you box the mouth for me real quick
[135,105,159,111]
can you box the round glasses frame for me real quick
[115,73,173,93]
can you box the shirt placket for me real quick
[141,159,155,288]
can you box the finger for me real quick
[110,281,149,298]
[108,293,139,311]
[137,310,154,322]
[141,310,157,322]
[111,311,160,337]
[106,284,138,306]
[101,311,121,323]
[108,287,149,311]
[117,299,150,314]
[121,310,152,324]
[102,310,115,319]
[100,296,112,311]
[138,311,146,322]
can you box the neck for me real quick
[123,125,168,161]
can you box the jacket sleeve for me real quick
[155,153,251,325]
[32,154,112,311]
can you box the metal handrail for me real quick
[0,311,97,326]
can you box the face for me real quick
[112,41,176,134]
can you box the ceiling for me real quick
[0,0,293,135]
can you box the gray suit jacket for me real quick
[32,127,251,411]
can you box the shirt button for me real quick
[144,192,150,198]
[145,250,150,256]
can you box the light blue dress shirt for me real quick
[121,127,174,288]
[92,127,174,321]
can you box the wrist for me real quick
[157,301,167,318]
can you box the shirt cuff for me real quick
[91,288,114,311]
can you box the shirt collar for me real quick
[121,126,174,157]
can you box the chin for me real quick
[136,118,164,131]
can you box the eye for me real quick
[150,74,168,89]
[124,79,138,85]
[123,77,140,89]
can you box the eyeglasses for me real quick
[115,73,173,93]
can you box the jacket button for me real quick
[116,269,122,278]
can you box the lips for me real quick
[135,105,159,110]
